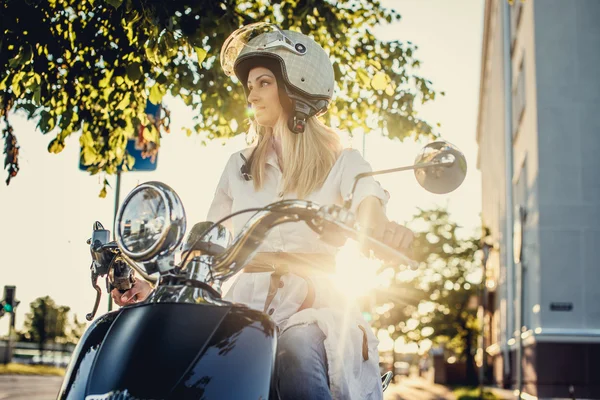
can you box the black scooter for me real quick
[57,141,466,400]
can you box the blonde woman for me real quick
[114,24,414,400]
[212,25,414,400]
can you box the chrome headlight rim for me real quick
[115,181,186,262]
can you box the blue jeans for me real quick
[271,323,332,400]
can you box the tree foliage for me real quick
[18,295,86,356]
[372,208,482,384]
[1,0,439,192]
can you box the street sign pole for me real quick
[108,169,122,312]
[2,286,17,365]
[3,312,15,365]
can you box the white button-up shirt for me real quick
[206,144,389,399]
[207,146,389,252]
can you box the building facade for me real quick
[476,0,600,398]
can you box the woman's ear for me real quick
[278,86,294,114]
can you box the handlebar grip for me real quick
[318,216,418,269]
[360,234,419,270]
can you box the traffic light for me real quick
[2,286,17,313]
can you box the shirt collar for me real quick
[265,141,281,171]
[243,140,281,172]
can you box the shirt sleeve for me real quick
[339,149,390,214]
[206,154,235,232]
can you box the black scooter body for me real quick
[58,302,277,399]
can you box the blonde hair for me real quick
[248,114,342,199]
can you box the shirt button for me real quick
[268,308,275,315]
[278,191,284,198]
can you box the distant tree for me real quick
[65,314,87,345]
[20,296,71,358]
[371,278,427,369]
[1,0,439,193]
[372,208,482,384]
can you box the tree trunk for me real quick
[38,340,44,362]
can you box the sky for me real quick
[0,0,484,336]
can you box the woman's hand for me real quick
[110,279,153,307]
[356,196,414,252]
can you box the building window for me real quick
[512,58,526,137]
[510,0,523,52]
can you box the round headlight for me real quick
[115,182,186,261]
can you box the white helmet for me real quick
[220,23,335,133]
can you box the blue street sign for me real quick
[124,138,159,171]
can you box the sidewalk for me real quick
[384,377,518,400]
[385,377,456,400]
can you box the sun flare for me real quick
[331,241,394,301]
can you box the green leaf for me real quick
[126,154,135,170]
[155,74,168,85]
[11,81,22,97]
[368,60,382,70]
[59,110,73,129]
[142,124,159,143]
[116,95,130,110]
[356,68,370,87]
[8,52,23,69]
[194,47,207,66]
[385,82,396,96]
[371,72,390,91]
[126,62,143,82]
[81,146,97,165]
[149,84,166,104]
[98,70,114,88]
[8,45,32,68]
[38,112,52,133]
[48,138,65,154]
[22,45,33,64]
[105,0,123,9]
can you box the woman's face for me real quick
[247,67,285,128]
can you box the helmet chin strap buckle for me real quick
[289,113,307,134]
[287,100,312,134]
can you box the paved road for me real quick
[0,375,62,400]
[3,375,448,400]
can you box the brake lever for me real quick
[86,265,102,321]
[86,222,120,320]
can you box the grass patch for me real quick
[0,363,65,376]
[453,386,500,400]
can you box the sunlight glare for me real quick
[332,241,386,300]
[377,329,395,352]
